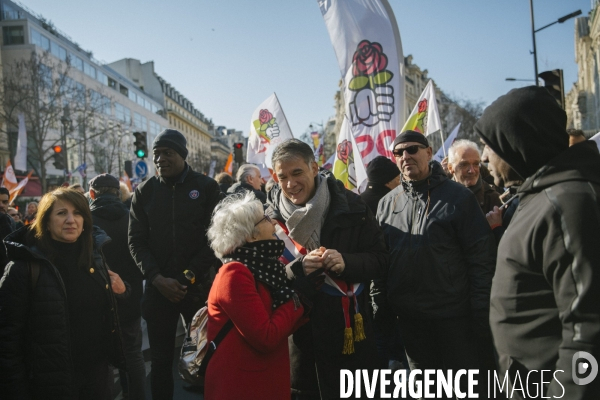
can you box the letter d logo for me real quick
[572,351,598,385]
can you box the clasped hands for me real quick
[302,246,345,276]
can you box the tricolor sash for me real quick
[274,220,366,354]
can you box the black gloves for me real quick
[292,267,326,312]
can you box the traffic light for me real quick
[133,131,148,159]
[52,145,65,170]
[233,142,244,164]
[538,69,564,109]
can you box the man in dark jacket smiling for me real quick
[475,86,600,399]
[375,130,496,396]
[267,139,387,399]
[128,129,222,399]
[89,173,145,400]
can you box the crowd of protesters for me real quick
[0,86,599,400]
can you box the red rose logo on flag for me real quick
[352,40,388,77]
[337,140,352,165]
[418,99,428,113]
[259,109,273,125]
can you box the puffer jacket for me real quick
[267,172,388,399]
[0,226,126,399]
[375,161,496,323]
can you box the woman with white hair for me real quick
[204,192,324,400]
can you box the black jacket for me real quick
[0,212,14,274]
[360,182,391,215]
[490,141,600,399]
[129,164,222,293]
[375,161,496,323]
[91,193,143,322]
[227,181,267,204]
[0,226,126,399]
[267,173,388,398]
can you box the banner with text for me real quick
[319,0,405,164]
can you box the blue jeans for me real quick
[118,317,146,400]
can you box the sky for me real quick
[16,0,592,137]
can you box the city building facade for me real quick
[107,58,214,174]
[0,0,167,192]
[566,5,600,135]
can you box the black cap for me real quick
[89,173,120,189]
[153,129,188,160]
[366,156,400,185]
[392,130,430,150]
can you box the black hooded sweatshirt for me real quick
[475,86,600,399]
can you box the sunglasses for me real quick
[9,213,18,217]
[393,145,427,157]
[255,214,272,226]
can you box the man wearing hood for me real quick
[89,173,145,400]
[374,130,496,395]
[474,86,600,399]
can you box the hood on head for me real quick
[474,86,568,180]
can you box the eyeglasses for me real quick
[9,213,18,217]
[393,145,427,157]
[255,214,272,226]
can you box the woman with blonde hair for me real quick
[0,188,127,399]
[204,192,324,400]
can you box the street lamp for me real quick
[529,2,582,86]
[60,105,72,178]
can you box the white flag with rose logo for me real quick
[400,79,442,137]
[247,93,294,168]
[318,0,405,165]
[333,117,368,194]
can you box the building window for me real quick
[116,103,131,124]
[128,90,137,103]
[3,26,24,45]
[108,77,117,90]
[137,95,145,108]
[119,84,129,97]
[83,62,96,79]
[96,70,108,86]
[2,3,23,20]
[134,112,147,131]
[69,53,83,71]
[40,34,49,51]
[90,90,111,115]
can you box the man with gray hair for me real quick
[266,138,387,399]
[447,139,501,214]
[227,163,266,203]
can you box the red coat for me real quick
[205,261,306,400]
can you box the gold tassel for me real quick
[354,313,366,342]
[342,327,355,354]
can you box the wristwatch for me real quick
[183,270,196,285]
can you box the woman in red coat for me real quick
[205,193,323,400]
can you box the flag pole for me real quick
[439,129,446,158]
